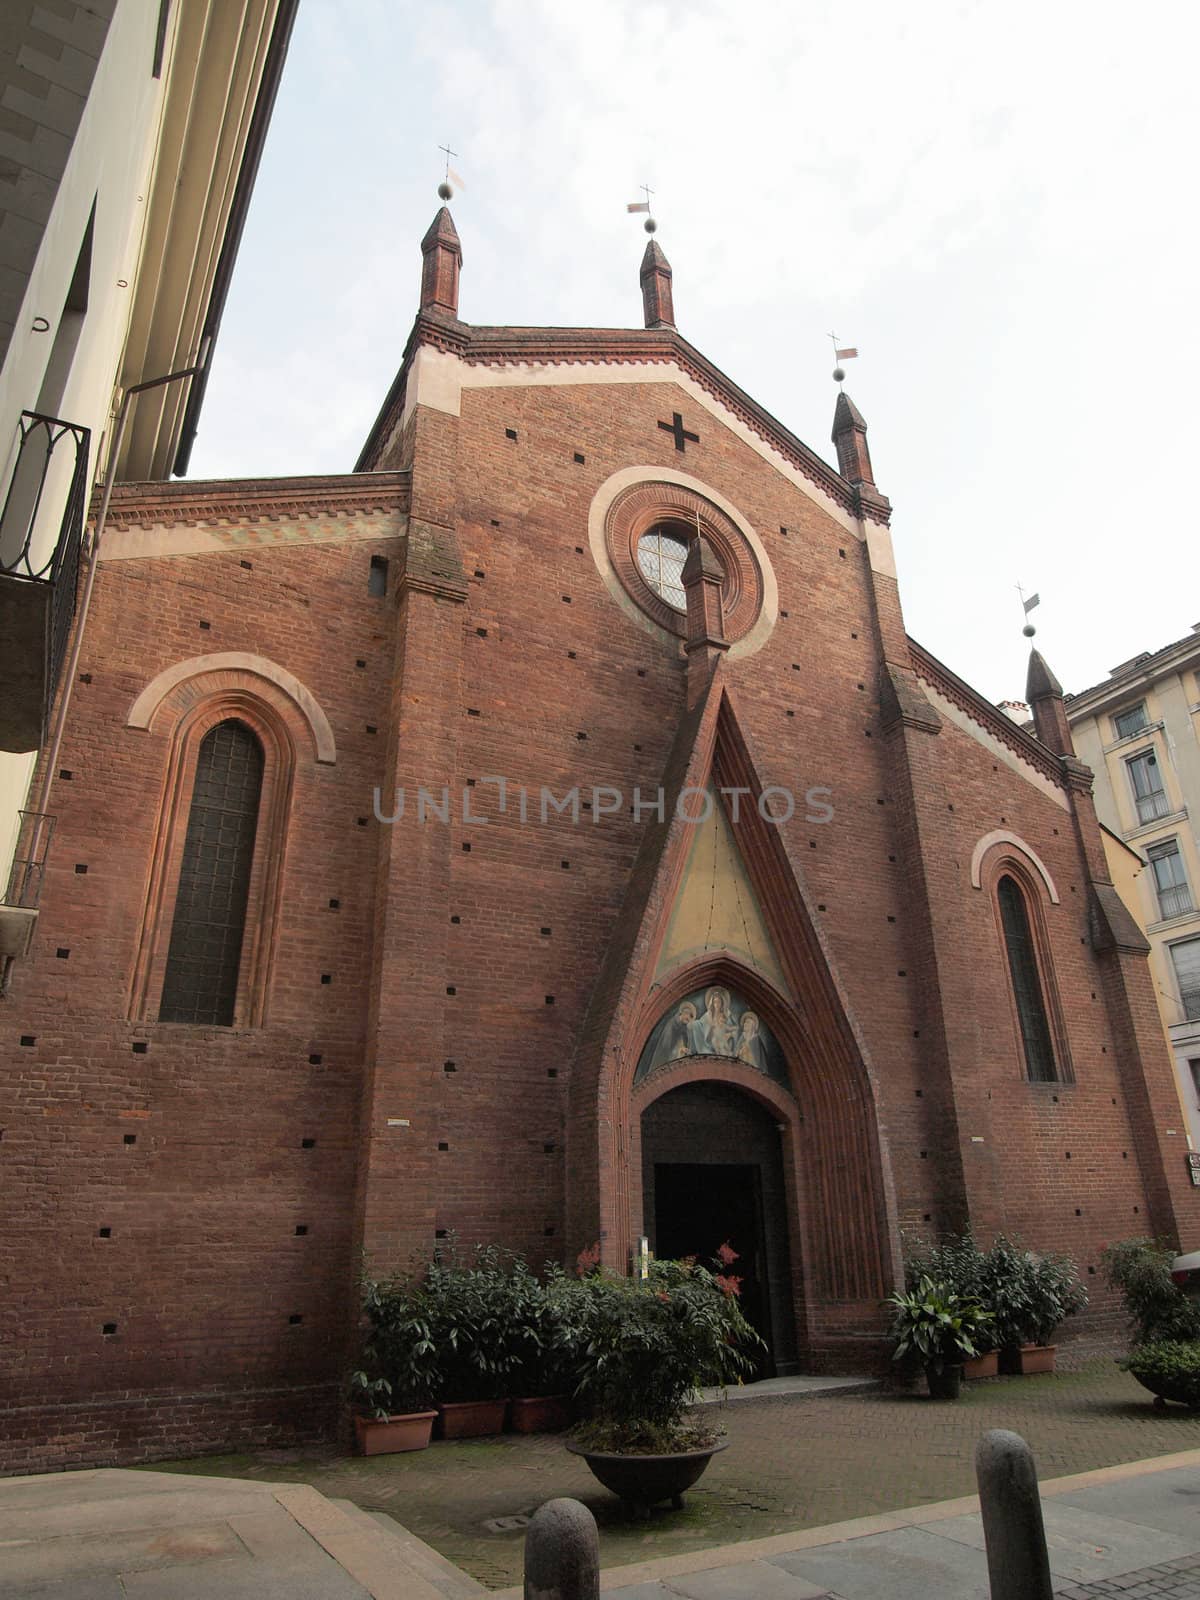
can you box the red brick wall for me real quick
[3,370,1194,1470]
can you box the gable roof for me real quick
[355,310,890,524]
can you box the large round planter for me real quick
[509,1395,571,1434]
[962,1351,999,1380]
[925,1363,963,1399]
[1129,1371,1200,1410]
[354,1410,437,1455]
[437,1399,509,1439]
[565,1437,728,1517]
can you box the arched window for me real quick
[996,873,1057,1082]
[158,719,264,1026]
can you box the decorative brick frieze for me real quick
[96,471,411,530]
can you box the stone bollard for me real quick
[524,1497,599,1600]
[975,1428,1053,1600]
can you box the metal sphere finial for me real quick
[437,181,452,201]
[644,216,657,233]
[832,366,845,384]
[1022,623,1037,638]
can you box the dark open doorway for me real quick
[641,1079,798,1375]
[654,1160,772,1375]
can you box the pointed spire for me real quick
[640,238,674,329]
[420,205,462,316]
[1025,648,1063,702]
[1025,647,1075,756]
[831,389,874,486]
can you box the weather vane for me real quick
[1017,583,1040,639]
[437,143,465,201]
[626,183,657,233]
[829,333,858,386]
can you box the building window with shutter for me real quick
[997,873,1059,1082]
[1147,839,1194,922]
[1171,939,1200,1024]
[1112,702,1149,741]
[159,720,264,1025]
[1127,749,1170,826]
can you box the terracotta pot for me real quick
[509,1395,571,1434]
[925,1363,963,1399]
[354,1410,437,1455]
[962,1351,999,1379]
[565,1437,728,1518]
[437,1398,509,1439]
[1017,1344,1056,1374]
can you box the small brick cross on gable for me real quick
[658,412,699,452]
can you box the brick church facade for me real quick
[3,206,1195,1471]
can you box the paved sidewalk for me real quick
[154,1360,1200,1587]
[0,1466,483,1599]
[551,1452,1200,1600]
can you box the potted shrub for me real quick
[350,1272,440,1454]
[509,1264,581,1435]
[1014,1250,1087,1373]
[1104,1238,1200,1409]
[1103,1238,1200,1346]
[905,1235,997,1377]
[425,1242,529,1437]
[564,1249,762,1518]
[978,1235,1038,1374]
[887,1275,992,1399]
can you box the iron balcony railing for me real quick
[2,808,55,909]
[1135,787,1171,826]
[0,410,91,737]
[1158,882,1195,922]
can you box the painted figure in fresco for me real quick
[651,1000,699,1068]
[689,986,738,1056]
[736,1010,768,1072]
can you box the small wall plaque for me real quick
[1186,1153,1200,1187]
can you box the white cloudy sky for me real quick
[190,0,1200,706]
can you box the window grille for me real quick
[1147,839,1193,921]
[159,720,264,1025]
[997,875,1057,1082]
[636,526,689,611]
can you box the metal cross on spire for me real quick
[627,183,658,233]
[437,143,464,201]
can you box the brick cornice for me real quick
[95,472,412,530]
[356,317,889,524]
[909,637,1068,789]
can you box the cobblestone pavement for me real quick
[1058,1555,1200,1599]
[154,1362,1200,1591]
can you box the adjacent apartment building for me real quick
[1067,625,1200,1143]
[0,0,295,980]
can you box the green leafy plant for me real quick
[1023,1250,1088,1346]
[424,1241,540,1403]
[1120,1340,1200,1408]
[1103,1238,1200,1346]
[511,1262,588,1398]
[905,1235,992,1350]
[568,1254,763,1453]
[887,1276,992,1375]
[976,1235,1038,1352]
[351,1270,440,1419]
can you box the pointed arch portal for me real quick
[567,672,900,1369]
